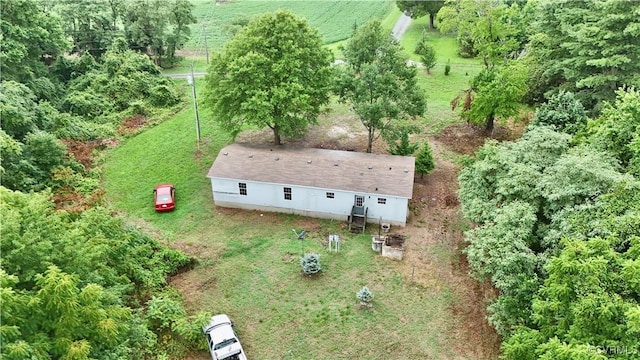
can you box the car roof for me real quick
[155,184,174,194]
[203,314,233,334]
[155,183,174,190]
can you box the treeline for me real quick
[1,1,205,358]
[460,88,640,359]
[411,0,640,358]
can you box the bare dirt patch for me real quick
[118,115,148,136]
[64,139,118,169]
[396,137,501,359]
[234,114,391,154]
[435,122,522,155]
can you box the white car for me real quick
[203,314,247,360]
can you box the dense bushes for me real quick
[0,188,204,359]
[458,88,640,357]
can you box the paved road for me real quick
[166,71,207,79]
[392,13,412,41]
[168,14,413,79]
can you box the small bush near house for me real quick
[300,253,322,275]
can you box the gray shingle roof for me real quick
[207,143,415,198]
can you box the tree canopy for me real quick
[454,62,527,131]
[527,0,640,112]
[0,0,69,83]
[436,0,527,62]
[45,0,195,66]
[396,0,445,29]
[203,10,333,145]
[335,19,426,153]
[0,188,206,359]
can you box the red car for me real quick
[153,184,175,212]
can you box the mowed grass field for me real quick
[104,5,490,359]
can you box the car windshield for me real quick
[213,338,238,350]
[158,194,172,201]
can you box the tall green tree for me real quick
[582,87,640,173]
[120,0,195,66]
[436,0,526,62]
[528,0,640,111]
[415,142,435,177]
[335,20,426,153]
[203,11,333,145]
[396,0,445,29]
[454,63,527,131]
[0,0,70,82]
[54,0,122,57]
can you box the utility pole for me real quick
[187,62,201,146]
[202,23,209,65]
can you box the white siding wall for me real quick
[210,178,409,226]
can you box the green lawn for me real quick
[104,5,491,359]
[102,85,464,358]
[396,16,483,135]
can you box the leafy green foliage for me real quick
[503,235,640,359]
[66,45,179,115]
[582,87,640,174]
[527,0,640,112]
[531,91,588,135]
[388,130,419,156]
[396,0,445,28]
[335,19,426,153]
[0,0,70,83]
[415,34,437,73]
[460,63,528,131]
[203,10,333,145]
[52,0,195,65]
[436,0,527,63]
[415,142,435,177]
[0,188,198,358]
[357,286,374,307]
[458,125,634,336]
[300,253,322,275]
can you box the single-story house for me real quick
[206,143,415,226]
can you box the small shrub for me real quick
[420,45,436,74]
[388,130,418,156]
[357,286,374,307]
[444,60,451,76]
[416,142,435,178]
[300,253,322,275]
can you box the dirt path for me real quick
[397,137,501,358]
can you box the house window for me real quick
[239,183,247,195]
[284,187,292,200]
[355,195,364,207]
[326,192,334,199]
[377,197,387,204]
